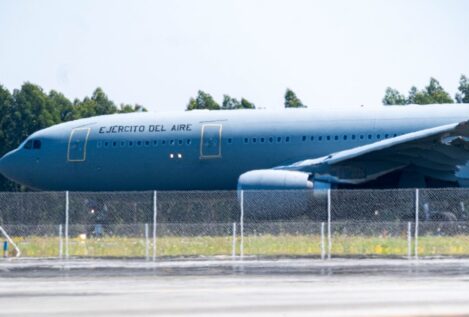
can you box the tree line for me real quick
[185,88,306,110]
[383,75,469,105]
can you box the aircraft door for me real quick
[67,128,90,162]
[200,124,222,159]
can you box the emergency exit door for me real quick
[200,124,222,159]
[67,128,90,162]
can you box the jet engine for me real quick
[237,170,326,220]
[238,169,313,190]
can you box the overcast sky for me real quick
[1,0,468,112]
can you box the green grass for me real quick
[8,234,469,258]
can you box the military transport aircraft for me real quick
[1,104,469,192]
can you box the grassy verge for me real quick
[8,234,469,258]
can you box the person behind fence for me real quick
[87,201,108,237]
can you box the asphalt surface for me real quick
[1,257,469,316]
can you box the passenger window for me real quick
[277,137,282,143]
[97,141,102,149]
[351,135,356,140]
[252,138,257,143]
[334,136,339,141]
[244,138,249,144]
[153,140,158,146]
[104,141,109,148]
[326,136,331,141]
[178,140,183,145]
[310,136,314,141]
[260,137,265,143]
[161,140,166,145]
[228,138,233,144]
[360,135,364,140]
[368,135,372,139]
[384,134,389,138]
[169,140,175,146]
[120,141,126,147]
[285,137,290,143]
[302,136,306,142]
[343,135,347,140]
[137,141,142,147]
[318,136,323,141]
[269,137,274,143]
[128,141,134,147]
[112,141,117,147]
[377,134,381,139]
[33,140,41,149]
[145,140,150,147]
[186,139,192,145]
[24,140,33,149]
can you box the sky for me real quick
[1,0,468,112]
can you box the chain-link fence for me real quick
[1,189,469,259]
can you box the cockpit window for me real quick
[33,140,42,149]
[23,139,42,150]
[24,140,33,149]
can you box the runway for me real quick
[1,258,469,316]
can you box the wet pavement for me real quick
[1,257,469,316]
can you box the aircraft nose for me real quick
[0,151,17,180]
[0,154,6,175]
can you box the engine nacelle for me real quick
[237,170,326,220]
[238,170,313,190]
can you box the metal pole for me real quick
[65,191,69,259]
[59,224,63,259]
[240,190,244,259]
[327,189,332,260]
[152,191,157,261]
[415,188,419,260]
[145,223,149,260]
[407,221,412,259]
[232,222,237,259]
[320,222,325,260]
[0,226,21,257]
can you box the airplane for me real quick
[1,104,469,195]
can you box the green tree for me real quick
[240,98,255,109]
[456,74,469,103]
[0,85,14,157]
[284,89,306,108]
[406,86,418,104]
[407,78,453,105]
[222,95,255,110]
[48,90,74,122]
[118,104,147,113]
[222,95,241,110]
[382,87,406,105]
[186,90,220,110]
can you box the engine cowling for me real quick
[238,170,313,190]
[237,170,324,220]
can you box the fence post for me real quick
[407,221,412,259]
[152,191,157,261]
[327,189,332,260]
[240,190,244,259]
[58,224,63,259]
[145,223,149,261]
[232,222,237,259]
[65,191,69,259]
[320,222,325,260]
[414,188,419,260]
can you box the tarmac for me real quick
[1,257,469,316]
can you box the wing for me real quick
[275,121,469,184]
